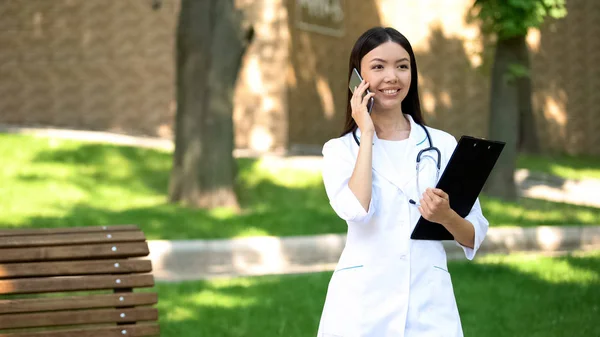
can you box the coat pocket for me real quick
[425,265,460,326]
[319,265,365,336]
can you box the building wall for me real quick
[0,0,598,155]
[285,0,600,155]
[529,0,600,155]
[286,0,491,152]
[0,0,178,138]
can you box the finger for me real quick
[426,189,444,210]
[420,198,430,214]
[362,92,375,106]
[352,82,368,105]
[424,189,435,203]
[358,82,370,98]
[432,188,449,200]
[351,85,360,101]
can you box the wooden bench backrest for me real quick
[0,225,159,336]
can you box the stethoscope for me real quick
[352,123,441,206]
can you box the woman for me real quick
[316,27,489,337]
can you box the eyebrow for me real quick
[370,57,409,63]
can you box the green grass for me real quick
[0,133,599,240]
[517,153,600,180]
[154,251,600,337]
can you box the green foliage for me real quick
[505,63,531,83]
[471,0,567,39]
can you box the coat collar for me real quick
[354,114,429,191]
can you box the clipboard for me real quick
[410,135,505,241]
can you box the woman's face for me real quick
[359,41,411,112]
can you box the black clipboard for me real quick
[410,136,505,241]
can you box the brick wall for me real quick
[0,0,598,155]
[0,0,177,138]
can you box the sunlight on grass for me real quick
[193,291,258,310]
[234,227,270,237]
[480,195,600,227]
[158,277,264,324]
[153,252,600,337]
[207,276,272,289]
[475,251,600,285]
[163,307,197,322]
[518,154,600,180]
[239,157,322,189]
[1,133,599,239]
[207,207,239,220]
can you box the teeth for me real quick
[383,89,398,94]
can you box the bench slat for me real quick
[0,307,158,330]
[0,323,159,337]
[0,231,146,249]
[0,243,149,263]
[0,260,152,279]
[0,274,154,295]
[0,292,158,314]
[0,225,140,238]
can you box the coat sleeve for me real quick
[459,198,489,260]
[442,134,489,260]
[321,138,376,224]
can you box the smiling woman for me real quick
[317,27,489,337]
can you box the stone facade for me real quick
[0,0,598,155]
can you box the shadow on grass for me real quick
[153,253,600,337]
[154,272,330,337]
[517,153,600,181]
[9,145,342,239]
[30,142,173,195]
[12,184,343,240]
[453,253,600,337]
[8,140,599,239]
[480,195,600,227]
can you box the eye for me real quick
[398,64,409,69]
[371,64,384,70]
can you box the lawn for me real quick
[1,133,599,240]
[518,153,600,180]
[154,251,600,337]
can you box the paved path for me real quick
[147,226,600,282]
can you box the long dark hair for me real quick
[341,27,425,136]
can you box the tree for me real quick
[470,0,567,200]
[168,0,253,209]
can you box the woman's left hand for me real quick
[418,188,455,225]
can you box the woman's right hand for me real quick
[351,80,375,133]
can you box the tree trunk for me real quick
[169,0,252,209]
[516,35,540,154]
[484,36,522,201]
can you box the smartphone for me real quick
[349,68,374,113]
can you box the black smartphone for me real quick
[349,68,374,113]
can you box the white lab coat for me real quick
[316,115,489,337]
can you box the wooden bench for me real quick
[0,225,160,336]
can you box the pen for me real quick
[409,199,421,207]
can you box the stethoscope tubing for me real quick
[352,122,440,170]
[352,122,442,205]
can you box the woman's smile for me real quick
[378,88,402,97]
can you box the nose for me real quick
[383,69,398,83]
